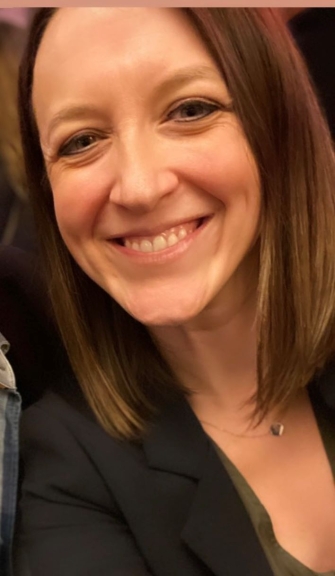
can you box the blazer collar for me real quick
[144,361,335,477]
[144,395,273,576]
[142,364,335,576]
[144,395,208,479]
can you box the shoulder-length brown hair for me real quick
[19,8,335,439]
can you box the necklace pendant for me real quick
[270,422,284,436]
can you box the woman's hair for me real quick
[19,8,335,438]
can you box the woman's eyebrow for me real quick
[154,64,225,97]
[44,105,106,141]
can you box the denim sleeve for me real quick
[0,335,21,576]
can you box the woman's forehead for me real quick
[32,7,223,129]
[33,8,218,88]
[34,7,211,72]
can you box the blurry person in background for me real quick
[0,10,65,576]
[0,243,68,576]
[0,12,32,575]
[0,10,59,409]
[0,10,36,251]
[0,329,20,576]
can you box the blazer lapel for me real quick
[144,397,273,576]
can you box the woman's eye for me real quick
[167,100,220,122]
[58,134,98,157]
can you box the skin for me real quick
[33,8,335,571]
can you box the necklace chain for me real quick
[199,419,285,438]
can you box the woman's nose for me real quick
[109,134,179,213]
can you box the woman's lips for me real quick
[109,216,211,259]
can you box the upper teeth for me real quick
[124,224,190,253]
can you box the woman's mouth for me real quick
[116,218,206,254]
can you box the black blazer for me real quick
[15,370,335,576]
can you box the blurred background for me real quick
[0,8,36,252]
[0,8,334,254]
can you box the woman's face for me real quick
[33,8,261,326]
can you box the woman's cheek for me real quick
[51,163,113,234]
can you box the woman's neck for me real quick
[151,284,259,421]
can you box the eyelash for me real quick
[167,98,221,122]
[57,99,222,157]
[58,133,102,157]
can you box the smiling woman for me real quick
[36,10,259,326]
[15,8,335,576]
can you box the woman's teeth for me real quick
[123,222,195,253]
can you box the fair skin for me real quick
[33,8,335,572]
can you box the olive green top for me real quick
[212,396,335,576]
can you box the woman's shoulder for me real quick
[22,375,96,429]
[22,377,110,444]
[21,377,147,473]
[19,378,155,553]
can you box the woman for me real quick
[15,8,335,576]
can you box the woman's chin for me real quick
[123,299,203,328]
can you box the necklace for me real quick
[199,419,285,438]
